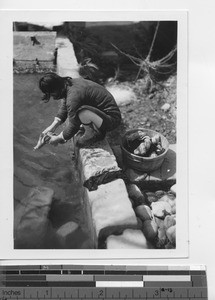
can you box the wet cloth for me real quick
[33,132,56,150]
[56,78,121,140]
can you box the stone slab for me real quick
[55,36,80,78]
[85,179,138,247]
[76,138,122,191]
[106,229,153,249]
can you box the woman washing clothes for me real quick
[37,72,121,147]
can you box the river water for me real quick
[14,74,93,249]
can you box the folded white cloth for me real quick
[33,132,55,150]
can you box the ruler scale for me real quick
[0,265,207,300]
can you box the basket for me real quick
[121,128,169,173]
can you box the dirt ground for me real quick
[106,75,177,146]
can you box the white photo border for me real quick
[0,10,188,260]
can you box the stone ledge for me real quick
[76,141,176,249]
[84,179,138,248]
[76,138,122,191]
[106,228,153,249]
[56,36,80,78]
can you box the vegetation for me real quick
[61,21,177,145]
[62,21,177,84]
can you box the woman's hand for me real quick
[48,135,63,146]
[48,132,67,146]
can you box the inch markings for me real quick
[0,265,208,300]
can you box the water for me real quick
[14,74,93,249]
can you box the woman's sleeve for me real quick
[56,99,68,123]
[61,89,83,140]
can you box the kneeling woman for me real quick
[38,73,121,146]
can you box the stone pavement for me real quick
[14,187,54,249]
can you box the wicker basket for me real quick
[121,128,169,173]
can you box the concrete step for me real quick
[84,178,139,248]
[55,36,80,78]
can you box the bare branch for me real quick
[111,33,177,85]
[111,43,142,65]
[154,46,177,65]
[146,21,160,61]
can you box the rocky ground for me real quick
[105,75,177,249]
[106,75,177,146]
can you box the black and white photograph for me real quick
[0,10,188,259]
[2,1,215,297]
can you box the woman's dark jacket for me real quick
[56,78,121,140]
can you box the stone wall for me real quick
[74,138,140,249]
[74,138,176,249]
[13,32,57,73]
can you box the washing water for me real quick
[14,74,93,249]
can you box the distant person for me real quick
[30,36,40,46]
[37,72,121,147]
